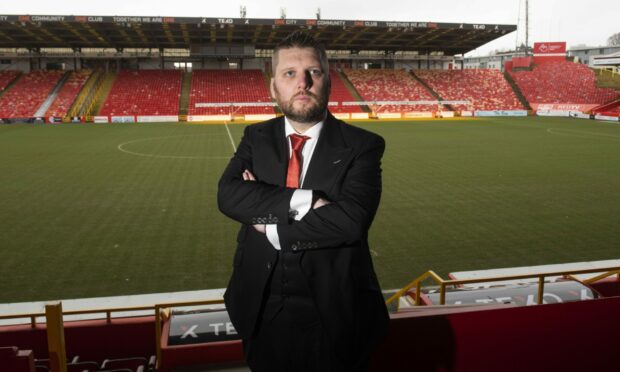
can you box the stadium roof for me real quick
[0,14,516,55]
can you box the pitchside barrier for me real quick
[2,261,620,371]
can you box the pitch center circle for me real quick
[117,134,231,159]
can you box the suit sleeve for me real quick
[218,125,295,225]
[276,134,385,252]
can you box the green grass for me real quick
[1,117,619,303]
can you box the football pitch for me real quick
[1,117,619,303]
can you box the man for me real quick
[218,31,389,371]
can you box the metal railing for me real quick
[0,298,227,371]
[385,266,620,310]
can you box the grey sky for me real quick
[2,0,618,56]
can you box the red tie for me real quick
[286,134,310,188]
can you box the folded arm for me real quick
[217,125,295,225]
[276,134,385,252]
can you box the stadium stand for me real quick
[188,69,274,115]
[0,70,64,118]
[99,70,182,116]
[0,70,20,92]
[343,69,437,112]
[328,70,362,113]
[45,70,92,117]
[415,69,525,111]
[591,99,620,117]
[509,61,620,104]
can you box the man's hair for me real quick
[272,31,329,75]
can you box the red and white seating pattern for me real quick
[0,70,20,92]
[188,70,274,115]
[328,71,362,113]
[343,69,436,112]
[45,70,92,117]
[0,70,64,118]
[99,70,182,116]
[416,69,524,111]
[510,61,619,104]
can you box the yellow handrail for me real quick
[386,266,620,310]
[153,299,225,369]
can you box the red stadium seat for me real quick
[415,69,524,111]
[101,356,147,371]
[45,70,92,117]
[328,71,362,113]
[0,70,20,92]
[509,61,619,105]
[0,70,64,118]
[99,70,182,116]
[188,70,274,115]
[343,69,436,112]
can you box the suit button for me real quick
[266,262,272,270]
[291,244,298,251]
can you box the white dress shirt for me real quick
[265,116,324,250]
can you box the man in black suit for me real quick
[218,31,389,371]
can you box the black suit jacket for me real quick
[218,112,389,364]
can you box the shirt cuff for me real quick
[265,224,281,251]
[290,189,313,221]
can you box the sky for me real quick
[1,0,618,56]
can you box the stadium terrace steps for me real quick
[99,70,182,116]
[0,70,64,118]
[503,71,532,110]
[0,70,21,98]
[68,70,101,117]
[409,70,456,111]
[35,71,71,117]
[329,70,363,113]
[343,69,437,112]
[335,70,370,113]
[188,69,274,115]
[409,70,444,101]
[509,61,620,105]
[89,71,117,116]
[415,69,525,111]
[45,69,92,118]
[178,71,192,116]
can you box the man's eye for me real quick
[310,69,322,76]
[285,71,295,77]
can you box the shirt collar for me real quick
[284,114,325,140]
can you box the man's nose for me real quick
[297,71,313,90]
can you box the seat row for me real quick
[510,61,619,104]
[188,69,274,115]
[45,70,93,117]
[416,69,524,111]
[35,355,155,372]
[343,69,437,112]
[0,70,64,117]
[99,70,182,116]
[0,70,20,92]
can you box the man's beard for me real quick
[273,83,329,124]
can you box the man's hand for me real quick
[242,169,266,234]
[313,197,331,209]
[242,169,256,181]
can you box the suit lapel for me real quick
[273,118,289,186]
[254,117,289,186]
[302,113,352,191]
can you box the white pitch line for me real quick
[117,135,229,160]
[224,121,237,153]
